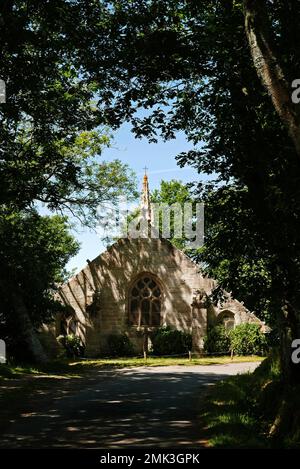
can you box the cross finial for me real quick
[143,166,148,176]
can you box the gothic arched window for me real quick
[129,275,162,327]
[59,310,78,336]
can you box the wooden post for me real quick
[231,348,234,361]
[189,350,192,362]
[143,327,148,363]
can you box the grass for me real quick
[198,372,269,448]
[0,363,41,379]
[69,355,263,370]
[197,351,300,448]
[0,354,263,380]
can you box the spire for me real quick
[141,167,151,222]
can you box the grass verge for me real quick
[198,351,300,448]
[0,354,263,380]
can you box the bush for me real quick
[57,334,83,358]
[151,326,192,356]
[106,334,134,357]
[229,323,268,356]
[204,325,231,354]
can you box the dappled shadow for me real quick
[197,373,268,448]
[57,237,209,355]
[0,366,233,448]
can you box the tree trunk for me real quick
[243,0,300,157]
[278,300,300,386]
[286,302,300,385]
[10,286,48,364]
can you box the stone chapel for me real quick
[41,174,263,357]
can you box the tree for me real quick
[195,184,274,325]
[0,209,79,362]
[79,1,300,384]
[0,125,137,362]
[0,2,138,361]
[151,179,193,250]
[0,1,137,214]
[153,180,274,324]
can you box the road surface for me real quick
[0,362,259,448]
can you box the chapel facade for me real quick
[41,174,263,357]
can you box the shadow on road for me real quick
[0,365,255,448]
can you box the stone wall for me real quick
[47,237,261,357]
[55,238,213,356]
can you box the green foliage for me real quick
[57,334,83,358]
[0,2,138,360]
[151,179,195,250]
[0,210,79,355]
[198,369,270,448]
[151,180,191,206]
[151,326,192,356]
[106,334,134,357]
[75,0,300,379]
[123,179,194,250]
[199,354,300,448]
[229,324,268,356]
[193,186,274,325]
[1,0,300,375]
[0,3,138,215]
[204,323,268,356]
[204,325,231,355]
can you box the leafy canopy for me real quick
[0,209,79,353]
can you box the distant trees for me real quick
[151,179,193,250]
[152,180,273,326]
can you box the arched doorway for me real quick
[128,274,162,327]
[217,310,235,331]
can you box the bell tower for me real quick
[140,167,152,222]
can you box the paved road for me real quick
[0,362,259,448]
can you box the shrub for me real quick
[151,326,192,356]
[106,334,134,357]
[204,325,231,354]
[229,323,268,356]
[57,334,83,358]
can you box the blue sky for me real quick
[67,122,204,274]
